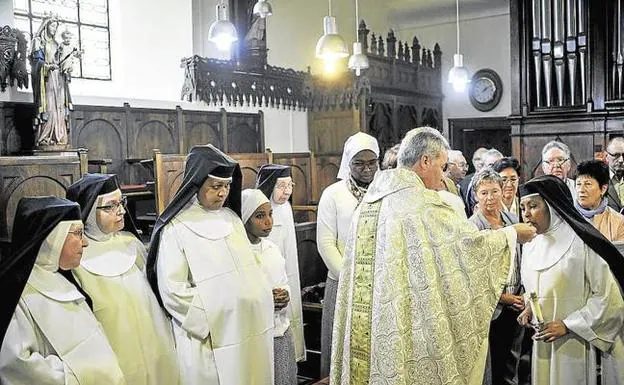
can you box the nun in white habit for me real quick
[256,164,306,363]
[242,188,297,385]
[315,131,379,377]
[66,174,179,385]
[518,175,624,385]
[146,145,274,385]
[0,196,126,385]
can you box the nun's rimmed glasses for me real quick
[68,229,84,238]
[96,196,127,214]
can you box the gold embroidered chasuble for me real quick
[330,168,516,385]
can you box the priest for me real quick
[316,131,379,378]
[330,127,537,385]
[146,145,274,385]
[0,196,125,384]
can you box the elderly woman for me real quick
[575,160,624,241]
[469,167,524,385]
[518,175,624,384]
[493,157,521,217]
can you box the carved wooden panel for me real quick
[315,155,341,202]
[152,150,187,215]
[0,154,84,245]
[182,111,222,152]
[227,113,263,153]
[295,222,327,288]
[129,110,179,159]
[307,109,359,155]
[230,152,272,189]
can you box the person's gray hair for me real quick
[541,140,571,159]
[472,167,504,191]
[484,148,504,159]
[472,147,487,163]
[607,136,624,151]
[397,127,450,168]
[381,143,401,170]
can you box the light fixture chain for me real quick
[355,0,359,42]
[456,0,460,54]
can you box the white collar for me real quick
[174,197,234,239]
[80,232,138,276]
[523,202,575,271]
[271,200,294,227]
[28,264,84,302]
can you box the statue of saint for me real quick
[29,16,74,150]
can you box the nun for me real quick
[256,164,306,363]
[315,131,379,377]
[146,145,274,385]
[242,188,297,385]
[66,174,179,385]
[517,175,624,384]
[0,196,125,385]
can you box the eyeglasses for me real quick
[446,162,469,170]
[543,157,569,167]
[96,196,127,213]
[68,229,84,238]
[606,151,624,160]
[350,160,378,171]
[275,181,295,191]
[501,176,519,184]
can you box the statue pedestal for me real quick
[23,148,83,157]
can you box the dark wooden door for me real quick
[449,117,511,173]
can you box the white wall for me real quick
[390,7,511,136]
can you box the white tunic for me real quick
[267,200,306,361]
[0,267,126,385]
[157,200,274,385]
[317,180,358,280]
[250,238,291,337]
[72,232,179,385]
[522,222,624,385]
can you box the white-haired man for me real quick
[541,140,575,196]
[445,150,468,185]
[330,127,536,385]
[605,137,624,212]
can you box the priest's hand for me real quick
[273,288,290,311]
[512,223,537,244]
[500,293,525,310]
[533,320,568,342]
[517,306,532,327]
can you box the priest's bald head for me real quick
[397,126,450,190]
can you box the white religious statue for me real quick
[29,16,74,150]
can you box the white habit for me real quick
[522,205,624,385]
[157,198,275,385]
[72,231,179,385]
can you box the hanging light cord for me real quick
[355,0,359,42]
[329,0,332,16]
[456,0,460,54]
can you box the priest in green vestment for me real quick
[330,127,537,385]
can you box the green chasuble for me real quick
[330,167,516,385]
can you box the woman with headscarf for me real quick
[66,174,179,385]
[256,164,306,364]
[242,188,297,385]
[518,175,624,384]
[0,196,125,385]
[315,131,379,378]
[575,160,624,242]
[146,145,274,385]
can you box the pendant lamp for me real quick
[348,0,369,76]
[253,0,273,18]
[208,0,238,51]
[447,0,469,92]
[315,0,349,60]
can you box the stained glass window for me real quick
[13,0,111,80]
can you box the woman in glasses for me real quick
[66,174,179,385]
[493,157,522,217]
[0,196,126,385]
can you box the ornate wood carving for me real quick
[0,26,28,92]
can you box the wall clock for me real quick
[469,68,503,112]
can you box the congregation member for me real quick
[575,160,624,241]
[66,174,179,385]
[381,143,400,170]
[493,157,521,217]
[444,149,468,186]
[330,127,537,385]
[256,164,306,363]
[461,148,503,216]
[605,137,624,212]
[541,140,576,196]
[518,175,624,384]
[242,189,297,385]
[469,168,524,385]
[316,131,379,378]
[0,197,126,385]
[146,145,274,385]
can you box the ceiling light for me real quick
[447,0,470,92]
[315,0,349,60]
[208,1,238,51]
[348,0,369,76]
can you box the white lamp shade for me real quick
[448,53,470,92]
[208,20,238,50]
[348,42,369,76]
[315,16,349,59]
[253,0,273,18]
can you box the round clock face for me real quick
[473,78,496,103]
